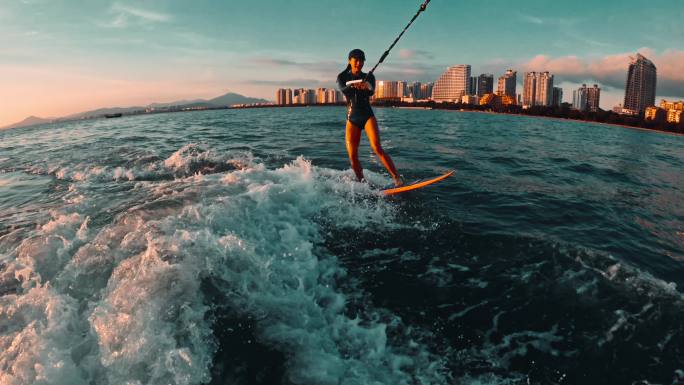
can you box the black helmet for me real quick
[348,49,365,61]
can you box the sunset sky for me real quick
[1,0,683,127]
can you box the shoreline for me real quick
[400,107,684,138]
[3,103,683,138]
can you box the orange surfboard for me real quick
[381,170,454,196]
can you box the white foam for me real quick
[31,143,255,183]
[1,153,447,384]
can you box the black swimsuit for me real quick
[337,69,376,129]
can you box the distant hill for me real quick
[3,91,271,130]
[66,106,146,119]
[206,92,269,106]
[148,99,205,108]
[1,116,53,130]
[67,91,269,119]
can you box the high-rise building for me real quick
[587,84,601,112]
[421,83,434,100]
[623,53,657,115]
[497,70,517,99]
[316,88,327,104]
[552,87,563,107]
[477,74,494,97]
[276,88,293,105]
[409,82,423,99]
[573,84,588,111]
[469,76,478,95]
[574,84,601,112]
[523,73,536,107]
[375,81,405,100]
[537,72,554,106]
[294,89,315,104]
[523,72,554,107]
[325,88,341,104]
[432,65,471,102]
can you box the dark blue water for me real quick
[0,107,682,385]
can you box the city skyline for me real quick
[1,0,683,127]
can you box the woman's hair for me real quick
[345,63,351,71]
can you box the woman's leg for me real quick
[364,117,402,186]
[345,120,364,181]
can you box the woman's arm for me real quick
[337,73,354,98]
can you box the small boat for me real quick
[105,113,123,118]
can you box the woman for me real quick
[337,49,403,187]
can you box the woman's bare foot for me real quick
[393,176,404,187]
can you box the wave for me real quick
[0,151,451,385]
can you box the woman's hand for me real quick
[353,81,370,90]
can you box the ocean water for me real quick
[0,106,682,385]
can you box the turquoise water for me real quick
[0,107,682,384]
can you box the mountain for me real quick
[67,92,269,118]
[148,99,205,108]
[1,116,53,130]
[206,92,269,106]
[66,106,146,119]
[3,91,270,130]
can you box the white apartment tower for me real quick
[523,71,554,107]
[276,88,293,105]
[432,65,471,102]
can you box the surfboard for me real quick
[381,170,454,196]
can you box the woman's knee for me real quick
[370,143,384,155]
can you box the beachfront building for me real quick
[421,83,434,100]
[587,84,601,112]
[645,106,667,123]
[573,84,601,112]
[497,70,517,100]
[573,84,588,111]
[293,89,315,104]
[644,100,683,123]
[660,99,684,112]
[552,87,563,107]
[461,95,479,105]
[409,82,422,99]
[623,53,657,115]
[432,65,471,102]
[480,93,515,108]
[668,110,683,124]
[477,74,494,97]
[374,81,406,100]
[523,71,554,107]
[468,76,477,95]
[325,89,341,104]
[661,99,683,123]
[316,88,327,104]
[276,88,293,105]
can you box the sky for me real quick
[1,0,683,127]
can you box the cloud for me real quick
[516,12,543,25]
[249,56,343,75]
[251,57,300,66]
[112,3,171,22]
[521,49,684,98]
[100,3,171,28]
[248,55,447,84]
[398,49,434,60]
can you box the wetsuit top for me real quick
[337,68,376,127]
